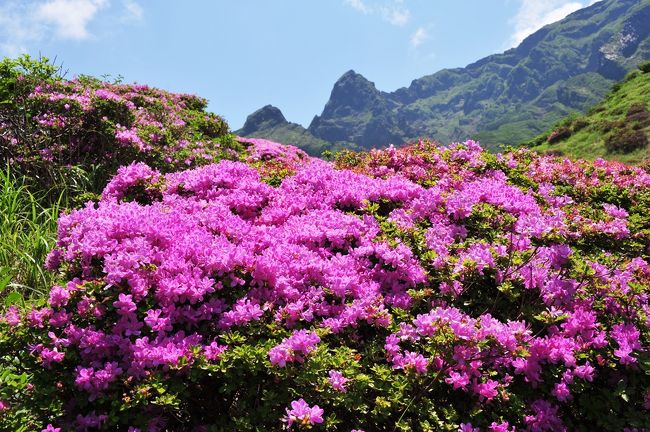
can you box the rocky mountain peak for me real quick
[239,105,287,135]
[320,70,381,118]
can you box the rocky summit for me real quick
[239,105,288,135]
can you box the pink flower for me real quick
[269,330,320,367]
[113,293,137,315]
[473,379,499,401]
[328,370,348,392]
[144,309,172,332]
[446,371,470,390]
[573,362,595,382]
[611,323,641,365]
[23,139,650,428]
[393,351,428,374]
[489,421,514,432]
[48,285,71,308]
[602,203,628,218]
[285,398,324,427]
[204,342,227,361]
[524,399,566,431]
[2,306,21,326]
[552,381,572,402]
[40,347,65,367]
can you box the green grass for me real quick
[0,167,64,300]
[525,65,650,164]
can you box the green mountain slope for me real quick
[241,0,650,152]
[236,105,350,156]
[526,62,650,164]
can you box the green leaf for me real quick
[4,291,23,306]
[0,267,13,293]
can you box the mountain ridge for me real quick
[238,0,650,155]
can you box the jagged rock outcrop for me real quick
[239,105,288,135]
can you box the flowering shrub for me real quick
[0,59,320,204]
[238,137,316,186]
[0,56,249,197]
[546,127,572,144]
[1,139,649,430]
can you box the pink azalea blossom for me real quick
[285,399,324,427]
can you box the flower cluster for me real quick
[1,139,648,431]
[285,399,324,427]
[238,136,319,185]
[0,73,251,196]
[269,330,321,367]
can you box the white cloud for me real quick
[0,41,26,57]
[0,2,39,55]
[344,0,370,14]
[380,5,410,26]
[509,0,592,47]
[344,0,411,26]
[0,0,143,56]
[410,27,428,47]
[122,0,143,21]
[36,0,108,40]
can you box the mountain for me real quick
[525,61,650,164]
[239,0,650,153]
[237,105,347,156]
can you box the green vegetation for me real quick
[524,61,650,164]
[0,167,63,299]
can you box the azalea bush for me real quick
[238,137,314,186]
[1,139,649,431]
[0,56,247,199]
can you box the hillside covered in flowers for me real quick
[0,57,649,431]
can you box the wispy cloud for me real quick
[344,0,411,26]
[380,4,410,26]
[410,27,428,47]
[509,0,593,47]
[36,0,108,40]
[0,3,36,55]
[0,0,143,55]
[122,0,143,22]
[344,0,370,14]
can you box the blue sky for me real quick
[0,0,597,129]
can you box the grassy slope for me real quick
[525,66,650,164]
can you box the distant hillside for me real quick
[236,105,346,156]
[240,0,650,153]
[526,62,650,164]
